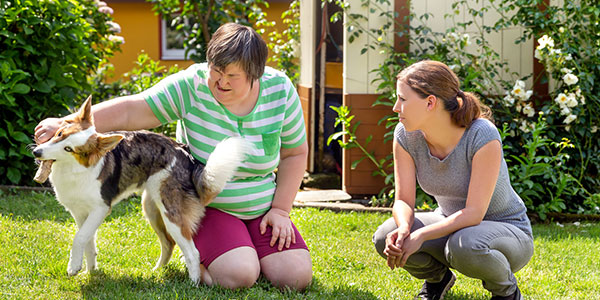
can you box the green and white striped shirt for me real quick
[143,63,306,219]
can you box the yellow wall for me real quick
[105,1,292,81]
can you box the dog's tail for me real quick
[193,137,253,204]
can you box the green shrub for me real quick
[0,0,121,185]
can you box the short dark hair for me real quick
[206,23,268,82]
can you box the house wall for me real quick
[105,0,292,81]
[299,0,317,171]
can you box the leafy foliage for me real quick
[0,0,121,185]
[146,0,270,63]
[266,0,300,84]
[90,53,182,137]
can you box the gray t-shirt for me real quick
[394,118,532,237]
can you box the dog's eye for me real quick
[57,130,63,137]
[64,146,73,152]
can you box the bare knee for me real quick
[207,247,260,289]
[261,249,313,291]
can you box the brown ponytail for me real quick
[397,60,492,127]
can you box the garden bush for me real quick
[0,0,122,185]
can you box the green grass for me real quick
[1,190,599,300]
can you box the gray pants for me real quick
[373,212,534,296]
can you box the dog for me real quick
[32,96,249,284]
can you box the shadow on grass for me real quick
[0,190,143,224]
[80,267,379,300]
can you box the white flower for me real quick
[524,90,533,101]
[592,126,598,133]
[564,114,577,124]
[560,106,571,116]
[449,64,461,72]
[503,93,515,106]
[447,32,459,42]
[99,6,113,14]
[566,94,578,108]
[580,95,585,104]
[108,35,125,44]
[565,54,573,60]
[534,48,543,60]
[523,103,535,117]
[561,68,572,73]
[575,87,581,97]
[559,27,565,33]
[514,80,526,89]
[563,73,579,85]
[519,121,531,133]
[537,35,554,50]
[463,34,471,46]
[106,21,121,34]
[512,80,527,99]
[555,93,568,105]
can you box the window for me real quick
[160,14,195,60]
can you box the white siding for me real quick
[343,0,394,94]
[341,0,536,94]
[299,0,316,87]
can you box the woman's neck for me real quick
[421,114,466,159]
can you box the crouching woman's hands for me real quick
[384,226,410,270]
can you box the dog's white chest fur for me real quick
[49,158,105,211]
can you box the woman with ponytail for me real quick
[372,60,533,300]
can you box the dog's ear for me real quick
[86,133,124,166]
[76,95,94,125]
[97,133,124,154]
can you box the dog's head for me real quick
[33,96,124,167]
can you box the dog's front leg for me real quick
[68,206,110,276]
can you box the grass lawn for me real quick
[1,190,599,299]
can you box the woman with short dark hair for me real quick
[35,23,312,290]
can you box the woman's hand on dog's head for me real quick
[35,117,63,144]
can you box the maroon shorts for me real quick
[192,208,309,267]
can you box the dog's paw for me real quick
[67,261,82,276]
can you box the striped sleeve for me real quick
[280,77,306,148]
[142,69,192,124]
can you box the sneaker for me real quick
[491,286,523,300]
[415,270,456,300]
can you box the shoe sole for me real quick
[439,273,456,300]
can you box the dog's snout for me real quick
[33,148,42,158]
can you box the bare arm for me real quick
[259,140,308,251]
[385,139,417,269]
[35,94,161,143]
[392,139,417,231]
[398,140,503,266]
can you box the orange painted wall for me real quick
[105,1,291,81]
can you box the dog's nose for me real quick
[33,148,42,158]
